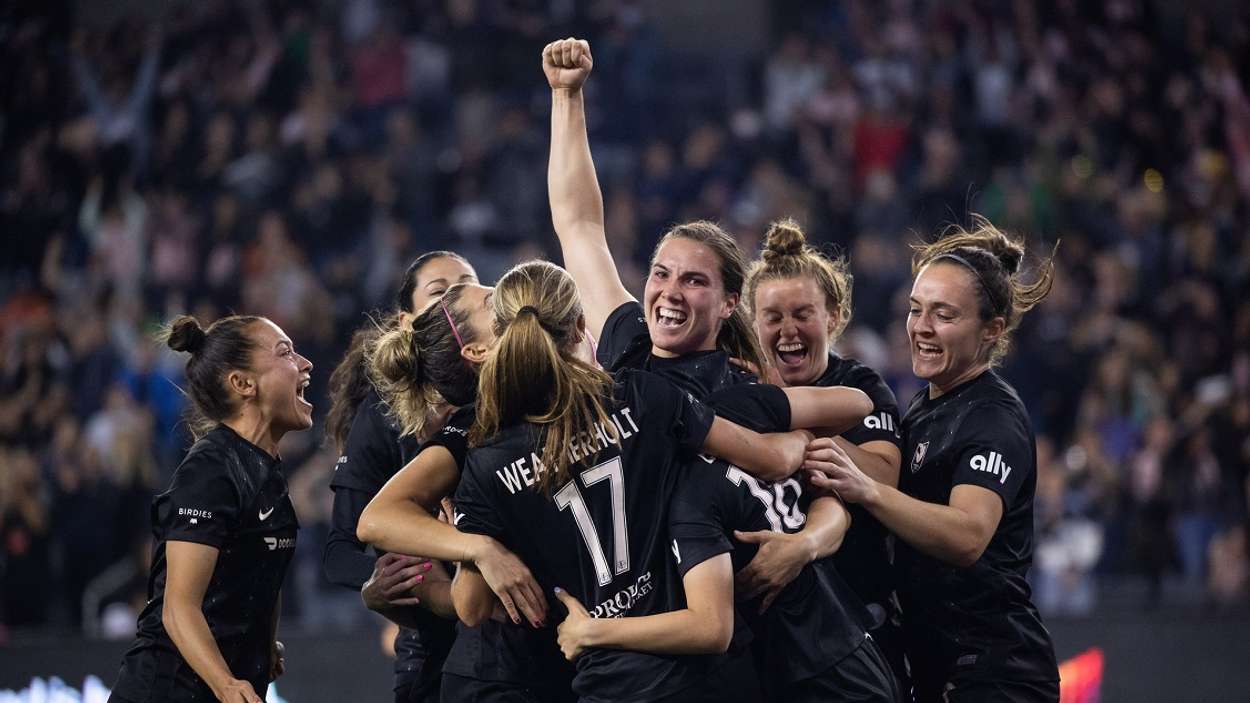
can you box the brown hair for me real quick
[652,220,769,374]
[913,215,1056,363]
[470,261,617,493]
[369,283,481,439]
[163,314,266,440]
[745,218,853,342]
[325,251,474,451]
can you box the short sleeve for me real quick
[950,403,1032,508]
[704,383,791,433]
[597,301,651,372]
[154,448,240,548]
[422,405,476,469]
[837,366,903,450]
[451,459,507,543]
[667,469,733,578]
[329,399,403,494]
[628,370,716,455]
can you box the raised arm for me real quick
[358,446,547,626]
[545,37,633,339]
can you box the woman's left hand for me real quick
[268,640,284,682]
[554,587,593,661]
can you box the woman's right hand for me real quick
[361,552,433,611]
[543,38,593,92]
[474,538,548,627]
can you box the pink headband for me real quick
[439,295,464,349]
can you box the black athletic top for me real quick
[896,370,1058,686]
[668,458,873,694]
[454,369,752,703]
[599,300,789,434]
[422,406,578,693]
[324,392,455,695]
[812,353,902,623]
[112,425,298,702]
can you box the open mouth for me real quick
[297,379,312,407]
[654,307,687,329]
[776,342,808,366]
[915,342,941,360]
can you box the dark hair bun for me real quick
[761,218,807,263]
[167,315,207,354]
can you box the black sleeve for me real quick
[322,486,380,589]
[838,364,903,450]
[950,403,1032,508]
[667,468,734,578]
[421,405,475,469]
[704,383,791,433]
[629,369,716,455]
[451,460,506,543]
[597,301,651,372]
[154,446,240,548]
[329,399,404,494]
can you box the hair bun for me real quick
[991,237,1024,276]
[167,315,207,354]
[760,218,807,263]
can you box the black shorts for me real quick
[912,676,1059,703]
[784,638,901,703]
[439,674,576,703]
[648,649,763,703]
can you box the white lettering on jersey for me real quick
[335,455,347,471]
[671,539,681,564]
[179,507,213,520]
[863,412,897,433]
[264,537,296,551]
[496,453,547,494]
[969,451,1013,484]
[589,571,653,618]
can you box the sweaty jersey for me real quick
[896,371,1058,686]
[668,458,874,696]
[112,425,297,702]
[325,392,453,697]
[454,369,734,703]
[812,353,902,622]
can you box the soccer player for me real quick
[448,260,815,701]
[109,315,312,703]
[322,251,478,703]
[743,219,907,680]
[805,220,1061,703]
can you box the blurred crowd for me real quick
[2,0,1248,639]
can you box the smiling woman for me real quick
[108,314,311,703]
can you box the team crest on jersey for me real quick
[911,441,929,473]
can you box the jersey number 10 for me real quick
[555,457,630,586]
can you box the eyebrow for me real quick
[423,274,476,289]
[910,297,959,311]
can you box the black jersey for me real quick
[111,425,298,702]
[324,392,454,698]
[419,405,577,694]
[454,369,739,703]
[599,301,790,434]
[896,371,1058,686]
[812,353,902,620]
[668,458,875,696]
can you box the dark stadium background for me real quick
[2,0,1248,700]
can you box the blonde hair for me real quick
[745,218,853,342]
[913,215,1056,363]
[368,284,480,438]
[470,261,617,493]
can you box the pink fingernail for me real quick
[416,575,424,582]
[423,562,432,568]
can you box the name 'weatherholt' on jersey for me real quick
[969,451,1013,484]
[493,406,642,494]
